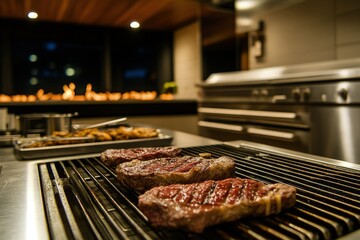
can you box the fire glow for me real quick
[0,83,174,102]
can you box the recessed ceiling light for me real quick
[130,21,140,29]
[235,0,257,10]
[27,11,38,19]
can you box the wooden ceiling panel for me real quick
[0,0,203,30]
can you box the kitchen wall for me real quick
[173,0,360,94]
[173,22,202,99]
[336,0,360,59]
[246,0,360,69]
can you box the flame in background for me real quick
[0,83,174,102]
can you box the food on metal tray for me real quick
[21,126,160,148]
[116,154,235,192]
[138,178,297,233]
[53,126,159,141]
[19,136,94,148]
[100,146,182,167]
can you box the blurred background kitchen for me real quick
[1,0,360,161]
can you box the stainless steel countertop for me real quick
[0,129,220,240]
[1,129,360,240]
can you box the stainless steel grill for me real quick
[38,144,360,240]
[197,58,360,163]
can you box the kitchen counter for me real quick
[0,128,220,240]
[1,128,360,240]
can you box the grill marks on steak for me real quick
[116,156,235,192]
[100,146,182,167]
[138,178,296,233]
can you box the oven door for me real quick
[199,120,310,152]
[198,103,310,152]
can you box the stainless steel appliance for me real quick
[18,112,77,136]
[197,58,360,163]
[1,139,359,239]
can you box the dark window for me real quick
[0,19,173,96]
[110,29,173,93]
[8,20,104,95]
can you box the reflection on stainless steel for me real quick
[18,112,77,136]
[198,107,297,119]
[338,108,355,162]
[198,58,360,163]
[311,106,360,164]
[0,108,8,131]
[198,120,244,132]
[81,117,127,129]
[26,164,40,240]
[247,127,294,140]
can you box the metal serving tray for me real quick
[13,133,173,160]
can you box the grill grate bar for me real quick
[190,145,360,190]
[85,157,193,240]
[285,212,333,240]
[38,164,69,240]
[236,169,360,218]
[265,218,314,240]
[241,160,358,195]
[261,155,360,184]
[234,223,271,240]
[234,161,360,203]
[272,215,317,240]
[48,163,84,240]
[86,157,149,221]
[236,171,359,238]
[58,162,113,239]
[195,144,360,177]
[192,146,360,206]
[296,198,354,232]
[249,221,295,240]
[67,160,130,239]
[74,159,155,240]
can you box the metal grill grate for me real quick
[38,144,360,240]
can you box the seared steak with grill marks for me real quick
[100,146,182,167]
[138,178,296,233]
[116,155,235,192]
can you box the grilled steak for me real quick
[100,146,182,167]
[116,155,235,192]
[138,178,296,233]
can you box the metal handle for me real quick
[271,95,287,102]
[198,107,296,119]
[247,127,295,140]
[84,117,127,129]
[198,121,243,132]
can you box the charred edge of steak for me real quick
[116,156,235,192]
[138,178,296,233]
[100,146,182,167]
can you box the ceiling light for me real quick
[130,21,140,29]
[27,11,38,19]
[235,0,258,10]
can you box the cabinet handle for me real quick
[198,107,296,119]
[247,127,295,140]
[198,121,243,132]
